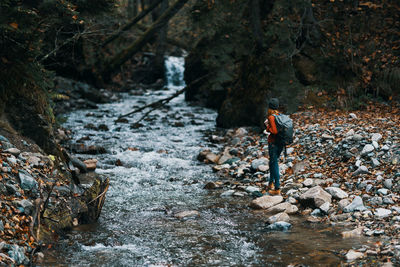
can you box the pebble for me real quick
[220,190,235,197]
[361,144,374,156]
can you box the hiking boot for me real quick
[268,189,281,195]
[267,183,274,190]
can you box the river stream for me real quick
[42,57,370,266]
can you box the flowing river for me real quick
[42,57,370,266]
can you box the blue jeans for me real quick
[268,143,284,190]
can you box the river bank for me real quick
[199,103,400,264]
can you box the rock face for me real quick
[299,186,331,208]
[250,195,283,210]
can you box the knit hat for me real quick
[268,98,279,110]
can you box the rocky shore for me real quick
[0,77,114,265]
[199,103,399,265]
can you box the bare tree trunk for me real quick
[153,0,169,79]
[100,0,189,81]
[250,0,263,52]
[128,0,138,17]
[102,0,163,48]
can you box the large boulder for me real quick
[299,186,331,208]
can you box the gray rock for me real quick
[15,199,34,215]
[265,202,298,214]
[371,133,382,142]
[174,210,200,219]
[71,157,88,173]
[267,212,290,224]
[369,196,383,205]
[372,141,379,149]
[339,199,351,210]
[7,245,26,265]
[266,221,292,231]
[7,156,17,165]
[245,186,260,194]
[1,141,15,150]
[383,197,394,205]
[322,134,334,140]
[344,196,366,212]
[311,209,323,217]
[383,179,393,189]
[221,190,235,197]
[391,206,400,213]
[371,158,380,167]
[352,166,369,176]
[353,134,363,141]
[302,178,313,187]
[251,157,269,171]
[345,249,364,261]
[374,208,391,218]
[0,135,10,143]
[319,202,330,213]
[377,188,388,195]
[250,195,283,210]
[4,148,20,156]
[5,183,18,195]
[361,144,374,156]
[0,220,3,231]
[17,170,38,191]
[325,187,348,199]
[299,186,332,208]
[342,227,363,238]
[381,145,390,151]
[349,113,358,119]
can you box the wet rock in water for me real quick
[266,202,298,215]
[266,221,292,231]
[299,186,331,208]
[221,190,235,197]
[204,182,218,190]
[197,149,211,161]
[206,153,220,164]
[70,157,88,173]
[114,117,129,123]
[4,148,20,156]
[341,227,363,238]
[267,212,290,224]
[345,249,364,261]
[174,210,200,219]
[325,187,348,199]
[344,196,366,212]
[17,170,38,191]
[374,208,391,218]
[250,195,283,210]
[71,144,107,154]
[98,124,109,131]
[84,159,98,171]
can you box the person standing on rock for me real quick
[264,98,284,195]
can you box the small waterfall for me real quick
[165,56,186,89]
